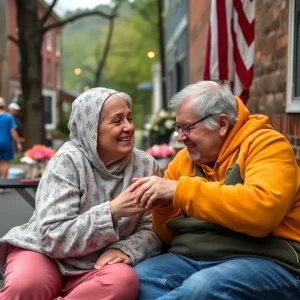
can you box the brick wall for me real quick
[248,0,300,163]
[188,0,210,83]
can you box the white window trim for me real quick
[286,0,300,112]
[46,31,52,52]
[42,88,56,130]
[166,14,187,52]
[56,33,61,57]
[56,64,61,89]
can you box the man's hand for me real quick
[129,176,177,209]
[94,248,132,269]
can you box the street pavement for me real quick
[0,189,34,288]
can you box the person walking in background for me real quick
[8,102,24,144]
[0,97,22,179]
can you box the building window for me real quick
[293,1,300,98]
[56,33,61,56]
[56,64,61,88]
[47,60,52,86]
[287,0,300,112]
[46,31,52,52]
[43,95,53,124]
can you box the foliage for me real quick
[61,0,159,129]
[144,109,175,145]
[56,110,70,137]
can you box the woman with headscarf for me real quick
[0,88,162,300]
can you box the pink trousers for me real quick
[0,247,139,300]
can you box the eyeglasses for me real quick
[173,115,212,135]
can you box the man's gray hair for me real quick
[169,81,238,130]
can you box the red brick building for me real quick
[188,0,300,164]
[0,0,62,130]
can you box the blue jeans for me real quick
[134,253,300,300]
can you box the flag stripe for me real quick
[216,0,229,80]
[234,0,255,46]
[203,0,255,104]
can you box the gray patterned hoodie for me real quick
[0,88,162,275]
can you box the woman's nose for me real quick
[123,120,134,131]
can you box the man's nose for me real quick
[177,129,187,141]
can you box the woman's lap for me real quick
[1,247,139,300]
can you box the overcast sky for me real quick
[45,0,112,16]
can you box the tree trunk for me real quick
[16,0,45,149]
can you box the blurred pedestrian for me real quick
[0,97,22,179]
[8,102,24,143]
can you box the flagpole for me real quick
[157,0,167,110]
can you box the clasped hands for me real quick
[94,176,177,270]
[129,175,177,209]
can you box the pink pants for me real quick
[0,247,139,300]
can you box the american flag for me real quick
[203,0,255,104]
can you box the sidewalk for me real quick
[0,188,34,288]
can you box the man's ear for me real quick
[218,114,230,137]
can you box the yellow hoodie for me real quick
[153,97,300,248]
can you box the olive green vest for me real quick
[167,153,300,276]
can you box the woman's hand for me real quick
[94,248,132,269]
[110,187,147,222]
[129,176,177,209]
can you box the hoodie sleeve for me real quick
[152,155,185,244]
[174,131,300,237]
[106,211,162,266]
[36,154,119,259]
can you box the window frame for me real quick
[46,31,52,52]
[56,32,61,57]
[286,0,300,112]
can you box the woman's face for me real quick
[97,97,135,166]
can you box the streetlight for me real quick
[74,68,82,75]
[147,51,155,59]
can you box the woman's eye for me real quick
[114,119,121,124]
[127,118,133,122]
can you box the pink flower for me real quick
[146,144,175,158]
[24,144,56,162]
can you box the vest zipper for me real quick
[284,240,299,263]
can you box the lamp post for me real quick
[157,0,167,110]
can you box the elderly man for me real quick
[132,81,300,299]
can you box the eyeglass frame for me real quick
[173,114,213,135]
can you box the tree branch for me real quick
[40,0,59,25]
[42,10,117,33]
[82,65,95,75]
[93,2,121,86]
[7,35,19,44]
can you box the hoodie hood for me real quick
[217,96,273,165]
[68,87,132,176]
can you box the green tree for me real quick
[10,0,117,148]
